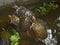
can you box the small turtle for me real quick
[9,6,36,31]
[8,14,20,26]
[20,19,47,41]
[30,19,47,41]
[14,6,36,32]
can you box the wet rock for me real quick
[0,39,5,45]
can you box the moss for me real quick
[35,2,58,16]
[1,30,11,41]
[10,29,20,45]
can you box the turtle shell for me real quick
[15,6,33,17]
[30,19,47,40]
[19,16,32,32]
[16,6,34,32]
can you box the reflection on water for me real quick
[0,0,14,6]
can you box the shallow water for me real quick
[0,1,60,45]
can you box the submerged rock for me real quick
[0,39,5,45]
[1,30,11,45]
